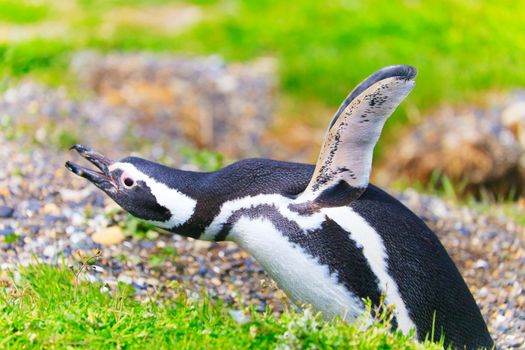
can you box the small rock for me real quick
[145,278,159,286]
[91,226,125,246]
[70,232,87,244]
[59,188,93,202]
[473,259,489,269]
[132,281,147,290]
[0,227,15,236]
[71,213,85,226]
[27,201,41,213]
[191,240,213,252]
[44,215,67,225]
[117,275,133,285]
[42,203,60,215]
[91,265,105,273]
[228,310,251,325]
[0,206,14,218]
[139,240,156,250]
[43,245,57,258]
[27,225,40,235]
[135,277,146,287]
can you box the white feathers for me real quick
[201,194,326,240]
[230,216,365,321]
[110,162,197,228]
[324,206,417,335]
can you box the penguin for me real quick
[65,65,494,349]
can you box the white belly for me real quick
[204,194,416,334]
[229,216,365,321]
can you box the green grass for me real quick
[0,39,72,79]
[1,1,525,123]
[76,0,218,11]
[0,0,50,24]
[172,0,525,124]
[0,263,443,349]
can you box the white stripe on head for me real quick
[110,162,197,228]
[323,206,417,335]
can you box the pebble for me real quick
[473,259,489,269]
[44,215,67,225]
[117,275,133,285]
[0,227,14,236]
[91,265,104,273]
[43,203,60,215]
[70,232,87,244]
[43,245,57,259]
[228,310,251,325]
[0,206,14,218]
[91,226,126,246]
[59,188,93,202]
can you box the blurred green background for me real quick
[1,0,524,150]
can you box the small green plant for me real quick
[0,114,28,142]
[180,146,226,172]
[123,214,158,239]
[148,245,178,269]
[3,233,19,244]
[53,129,80,150]
[68,248,103,301]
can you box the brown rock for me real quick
[379,94,525,198]
[92,226,125,246]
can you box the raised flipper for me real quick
[291,65,417,212]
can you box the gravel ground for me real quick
[0,58,524,348]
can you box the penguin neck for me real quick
[147,165,209,197]
[166,158,315,240]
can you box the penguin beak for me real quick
[65,144,116,191]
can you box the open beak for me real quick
[65,144,116,191]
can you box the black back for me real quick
[351,185,493,349]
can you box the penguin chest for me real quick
[228,215,365,321]
[203,194,415,332]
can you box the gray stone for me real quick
[0,205,14,218]
[0,226,14,235]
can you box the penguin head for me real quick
[66,145,196,229]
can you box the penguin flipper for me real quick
[293,65,417,210]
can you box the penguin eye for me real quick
[120,174,135,188]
